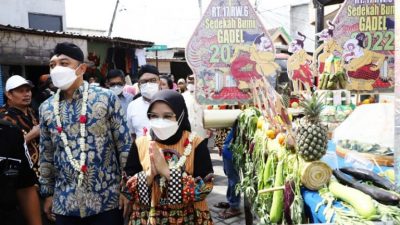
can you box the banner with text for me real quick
[186,0,278,105]
[333,0,395,91]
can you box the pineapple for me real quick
[296,93,328,161]
[277,83,291,108]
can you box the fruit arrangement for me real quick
[231,106,332,224]
[296,93,328,161]
[230,93,398,225]
[231,108,305,224]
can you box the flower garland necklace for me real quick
[159,132,196,190]
[53,82,89,187]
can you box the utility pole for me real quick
[313,0,324,49]
[108,0,120,37]
[198,0,202,17]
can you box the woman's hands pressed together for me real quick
[149,141,170,182]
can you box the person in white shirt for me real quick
[182,74,208,139]
[126,64,161,140]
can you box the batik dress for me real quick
[126,131,214,225]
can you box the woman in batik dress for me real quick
[124,90,214,225]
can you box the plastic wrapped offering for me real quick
[333,103,394,149]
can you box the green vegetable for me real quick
[269,160,284,223]
[317,187,375,225]
[337,71,347,89]
[329,181,377,219]
[375,200,400,224]
[327,80,336,89]
[321,72,330,89]
[262,154,275,191]
[318,73,327,89]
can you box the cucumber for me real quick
[263,154,275,190]
[269,160,284,223]
[329,180,377,219]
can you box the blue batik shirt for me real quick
[39,81,132,217]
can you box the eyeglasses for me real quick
[109,82,124,86]
[138,78,158,85]
[147,112,176,120]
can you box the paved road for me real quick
[206,148,246,225]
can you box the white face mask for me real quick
[149,111,184,140]
[140,83,159,99]
[110,85,123,96]
[50,66,79,90]
[187,83,195,92]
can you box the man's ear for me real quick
[77,63,88,76]
[5,91,12,101]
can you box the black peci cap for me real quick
[52,42,84,62]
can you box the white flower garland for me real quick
[171,132,195,169]
[53,82,89,187]
[160,132,196,190]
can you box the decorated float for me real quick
[185,0,398,224]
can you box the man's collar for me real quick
[6,106,28,116]
[141,96,151,104]
[60,81,88,101]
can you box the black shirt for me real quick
[0,119,37,224]
[0,107,40,178]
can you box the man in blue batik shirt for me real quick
[39,42,131,225]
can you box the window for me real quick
[28,13,63,31]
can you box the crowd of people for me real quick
[0,42,241,225]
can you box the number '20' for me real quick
[210,44,231,64]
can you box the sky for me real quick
[66,0,298,47]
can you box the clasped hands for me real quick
[146,141,170,185]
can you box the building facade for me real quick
[0,0,153,106]
[0,0,66,31]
